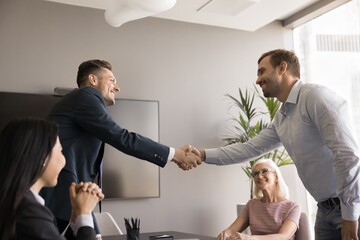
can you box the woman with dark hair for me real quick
[0,118,104,239]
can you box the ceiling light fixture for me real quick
[105,0,177,27]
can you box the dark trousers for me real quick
[315,198,360,240]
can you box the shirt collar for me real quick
[30,189,45,206]
[279,80,302,116]
[285,80,303,104]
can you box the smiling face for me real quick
[40,137,66,188]
[252,163,278,191]
[92,68,120,106]
[256,55,282,98]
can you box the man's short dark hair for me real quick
[76,60,112,88]
[258,49,300,78]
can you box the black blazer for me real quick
[41,87,169,221]
[16,190,95,240]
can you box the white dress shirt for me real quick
[168,147,175,161]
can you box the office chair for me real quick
[295,212,312,240]
[93,212,123,236]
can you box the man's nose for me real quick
[114,83,120,92]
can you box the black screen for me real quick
[0,91,61,132]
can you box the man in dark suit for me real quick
[40,59,200,239]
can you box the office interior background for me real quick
[0,0,359,237]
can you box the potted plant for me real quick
[224,85,294,200]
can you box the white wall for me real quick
[0,0,308,236]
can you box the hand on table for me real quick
[217,228,232,240]
[227,232,251,240]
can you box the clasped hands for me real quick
[172,145,202,170]
[69,182,104,223]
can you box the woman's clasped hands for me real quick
[69,182,104,223]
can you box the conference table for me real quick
[103,231,216,240]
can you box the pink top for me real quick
[239,199,301,240]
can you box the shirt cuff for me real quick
[341,202,360,221]
[168,147,175,162]
[71,214,94,236]
[204,148,218,164]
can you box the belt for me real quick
[319,197,340,208]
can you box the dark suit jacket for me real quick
[41,87,169,221]
[16,190,95,240]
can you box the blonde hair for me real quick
[251,159,289,199]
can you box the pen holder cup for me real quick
[126,228,140,240]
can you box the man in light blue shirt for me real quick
[194,49,360,240]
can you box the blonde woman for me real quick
[217,159,300,240]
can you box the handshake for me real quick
[172,145,204,170]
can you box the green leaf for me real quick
[242,167,252,179]
[223,85,294,188]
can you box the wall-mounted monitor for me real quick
[0,91,160,199]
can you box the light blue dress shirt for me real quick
[205,81,360,221]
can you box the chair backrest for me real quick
[93,212,123,236]
[295,212,311,240]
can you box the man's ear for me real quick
[88,74,98,87]
[278,61,287,75]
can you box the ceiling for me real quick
[44,0,349,31]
